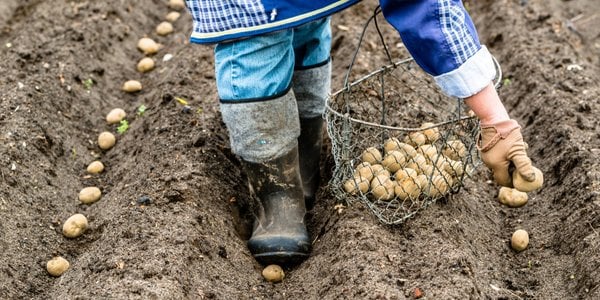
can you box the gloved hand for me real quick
[478,119,536,187]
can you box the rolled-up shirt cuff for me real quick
[433,46,496,98]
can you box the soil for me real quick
[0,0,599,299]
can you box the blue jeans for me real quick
[214,17,331,101]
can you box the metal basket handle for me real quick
[342,6,394,91]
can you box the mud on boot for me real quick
[242,148,311,266]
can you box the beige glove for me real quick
[478,119,536,187]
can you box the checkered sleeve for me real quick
[185,0,269,34]
[380,0,496,98]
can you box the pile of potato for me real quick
[343,122,471,201]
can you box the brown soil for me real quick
[1,0,598,299]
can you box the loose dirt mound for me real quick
[0,0,598,299]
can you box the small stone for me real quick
[182,106,192,114]
[163,53,173,62]
[137,195,151,205]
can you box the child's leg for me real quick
[213,30,310,265]
[291,17,332,207]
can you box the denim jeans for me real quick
[214,17,331,101]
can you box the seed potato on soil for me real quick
[156,21,174,36]
[168,0,186,10]
[165,11,181,22]
[79,187,102,204]
[511,229,529,252]
[106,108,127,124]
[122,80,142,93]
[46,257,69,277]
[86,161,104,174]
[262,265,284,283]
[498,187,528,208]
[98,131,116,150]
[62,213,88,238]
[136,57,155,73]
[137,37,160,55]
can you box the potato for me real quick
[165,11,181,22]
[511,229,529,252]
[122,80,142,93]
[420,164,436,177]
[156,21,174,36]
[98,132,116,150]
[354,164,388,181]
[137,37,160,55]
[430,154,450,172]
[370,174,395,201]
[361,147,382,165]
[354,161,371,170]
[394,177,421,200]
[415,175,429,190]
[381,151,407,173]
[343,176,370,195]
[62,213,88,238]
[443,140,467,161]
[394,168,417,183]
[86,161,104,174]
[383,137,401,154]
[443,159,464,178]
[418,145,438,162]
[512,167,543,192]
[79,187,102,204]
[404,132,427,147]
[168,0,186,10]
[262,264,284,283]
[137,57,155,73]
[47,257,70,277]
[498,187,528,208]
[106,108,127,124]
[425,175,449,198]
[396,142,418,158]
[420,122,440,143]
[406,154,428,174]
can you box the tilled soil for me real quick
[0,0,598,299]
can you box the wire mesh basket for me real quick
[325,7,500,225]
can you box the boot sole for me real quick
[254,251,309,266]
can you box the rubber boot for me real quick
[293,61,331,209]
[298,117,324,209]
[243,147,311,266]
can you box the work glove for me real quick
[478,119,536,187]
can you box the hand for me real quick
[478,119,536,187]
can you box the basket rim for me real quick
[325,57,476,132]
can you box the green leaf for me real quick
[137,104,147,116]
[117,120,129,134]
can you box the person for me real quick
[183,0,537,266]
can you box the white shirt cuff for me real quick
[434,46,497,98]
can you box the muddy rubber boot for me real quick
[293,60,331,209]
[298,117,323,209]
[243,148,311,266]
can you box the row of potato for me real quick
[47,0,187,277]
[343,122,472,201]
